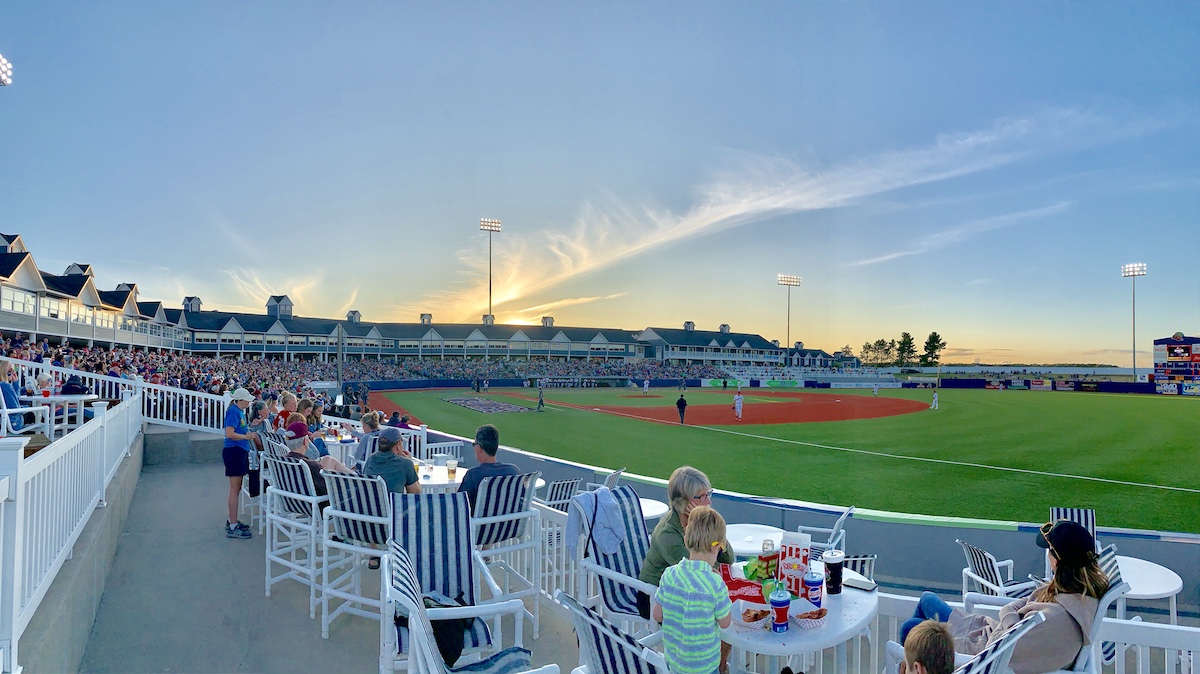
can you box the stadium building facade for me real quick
[0,236,798,367]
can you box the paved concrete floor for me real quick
[80,463,578,673]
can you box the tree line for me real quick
[854,331,947,368]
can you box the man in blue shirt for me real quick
[457,424,518,510]
[223,388,258,539]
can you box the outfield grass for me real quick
[385,387,1200,533]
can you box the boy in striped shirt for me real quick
[652,506,733,674]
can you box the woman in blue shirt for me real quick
[223,388,258,539]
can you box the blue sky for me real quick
[3,2,1197,364]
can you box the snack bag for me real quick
[742,550,781,582]
[778,531,812,598]
[718,564,764,603]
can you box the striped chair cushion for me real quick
[958,539,1006,596]
[450,647,533,674]
[1097,544,1122,665]
[474,472,540,546]
[267,456,319,516]
[392,493,478,612]
[953,611,1044,674]
[1050,507,1096,542]
[588,485,651,617]
[560,592,663,674]
[542,478,582,511]
[843,554,877,582]
[324,472,390,545]
[388,541,493,665]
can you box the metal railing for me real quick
[0,393,143,674]
[1,356,226,433]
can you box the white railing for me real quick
[0,392,143,674]
[2,356,226,434]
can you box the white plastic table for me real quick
[20,393,98,438]
[726,523,785,558]
[1115,555,1184,624]
[721,566,877,674]
[411,463,546,493]
[639,498,669,522]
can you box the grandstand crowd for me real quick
[1,332,727,399]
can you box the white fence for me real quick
[2,356,227,434]
[0,392,144,674]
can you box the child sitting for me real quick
[651,506,733,674]
[901,620,955,674]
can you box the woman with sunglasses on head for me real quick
[899,520,1109,674]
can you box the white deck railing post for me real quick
[0,437,30,674]
[93,402,110,509]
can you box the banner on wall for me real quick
[1055,381,1076,391]
[1157,382,1180,395]
[1079,382,1100,392]
[984,380,1002,390]
[1182,382,1200,396]
[1030,380,1053,391]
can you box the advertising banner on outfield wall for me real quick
[1055,381,1076,391]
[1182,382,1200,396]
[1157,382,1179,395]
[1030,380,1053,391]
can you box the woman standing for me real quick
[222,388,258,539]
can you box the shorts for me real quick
[223,447,250,477]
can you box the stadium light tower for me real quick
[1121,263,1147,380]
[480,218,502,319]
[777,274,802,354]
[0,54,13,86]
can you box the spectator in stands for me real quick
[222,388,258,539]
[457,424,518,509]
[363,426,420,495]
[282,421,355,492]
[637,466,733,669]
[396,414,413,429]
[349,411,382,464]
[899,520,1108,674]
[386,411,403,427]
[244,400,274,498]
[274,393,297,431]
[0,361,27,432]
[900,621,955,674]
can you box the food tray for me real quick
[793,615,826,630]
[731,600,771,631]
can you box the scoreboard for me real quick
[1154,333,1200,394]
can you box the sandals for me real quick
[368,557,381,570]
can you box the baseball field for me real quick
[378,387,1200,534]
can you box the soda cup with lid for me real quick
[803,569,823,608]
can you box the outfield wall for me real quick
[429,428,1200,622]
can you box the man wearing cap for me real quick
[282,421,356,497]
[458,424,518,509]
[223,388,258,539]
[899,520,1108,674]
[363,426,421,495]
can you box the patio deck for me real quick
[79,462,579,673]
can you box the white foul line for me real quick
[554,401,1200,495]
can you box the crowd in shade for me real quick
[1,333,729,399]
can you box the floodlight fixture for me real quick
[480,218,503,318]
[1121,263,1147,380]
[0,54,12,86]
[777,273,802,353]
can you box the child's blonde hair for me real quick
[904,620,954,674]
[683,506,726,554]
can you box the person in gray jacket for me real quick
[900,520,1108,674]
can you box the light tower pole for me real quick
[1121,263,1146,381]
[480,218,502,319]
[777,274,802,359]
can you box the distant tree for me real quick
[921,331,947,366]
[895,332,917,368]
[868,338,895,368]
[860,341,876,365]
[841,344,854,358]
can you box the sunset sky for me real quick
[3,2,1198,365]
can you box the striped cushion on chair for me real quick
[559,592,665,674]
[324,472,390,545]
[1097,544,1123,666]
[843,554,877,581]
[450,647,533,674]
[539,478,582,512]
[1050,507,1097,543]
[268,456,320,515]
[474,472,540,546]
[953,611,1046,674]
[588,485,651,617]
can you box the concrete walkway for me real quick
[81,462,577,673]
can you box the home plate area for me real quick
[443,398,530,413]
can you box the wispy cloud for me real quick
[848,201,1073,267]
[391,109,1153,322]
[506,293,629,323]
[222,267,326,312]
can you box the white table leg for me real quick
[836,642,848,674]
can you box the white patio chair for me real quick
[263,455,329,619]
[557,590,672,674]
[383,541,540,674]
[0,393,52,438]
[957,539,1038,599]
[570,485,657,634]
[321,471,391,638]
[885,610,1047,674]
[585,467,624,492]
[383,492,518,672]
[843,553,878,581]
[535,477,582,512]
[797,505,854,561]
[472,471,543,638]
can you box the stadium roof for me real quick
[639,326,780,350]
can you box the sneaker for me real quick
[226,523,252,539]
[227,520,251,532]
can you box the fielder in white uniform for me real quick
[643,379,650,396]
[931,390,939,410]
[733,392,744,422]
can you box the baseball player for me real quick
[643,378,650,396]
[733,392,744,422]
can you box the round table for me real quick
[412,463,546,493]
[726,523,785,558]
[20,393,99,438]
[1116,555,1184,624]
[722,566,877,674]
[639,498,669,522]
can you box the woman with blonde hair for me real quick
[901,520,1108,674]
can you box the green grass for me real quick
[385,387,1200,534]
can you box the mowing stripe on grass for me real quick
[546,398,1200,495]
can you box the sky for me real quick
[2,2,1198,365]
